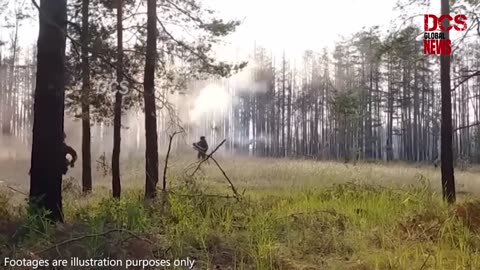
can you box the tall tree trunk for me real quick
[29,0,67,222]
[2,16,18,136]
[386,55,394,161]
[144,0,159,199]
[287,74,292,156]
[440,0,456,204]
[112,0,123,198]
[81,0,92,194]
[0,52,3,132]
[281,53,286,157]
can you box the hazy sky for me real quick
[212,0,451,59]
[11,0,449,61]
[210,0,401,57]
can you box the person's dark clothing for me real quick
[194,139,208,160]
[63,143,77,174]
[28,142,77,176]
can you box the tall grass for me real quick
[1,159,480,269]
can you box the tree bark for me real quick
[81,0,92,194]
[112,0,123,198]
[144,0,159,199]
[29,0,67,222]
[440,0,456,204]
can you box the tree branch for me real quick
[162,131,182,191]
[210,156,240,201]
[454,122,480,132]
[186,139,241,201]
[163,0,203,27]
[35,229,153,255]
[189,139,226,177]
[156,17,215,70]
[452,71,480,92]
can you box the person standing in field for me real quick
[193,136,208,160]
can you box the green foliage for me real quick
[332,91,360,118]
[65,0,247,121]
[18,205,56,246]
[66,0,143,123]
[0,193,10,219]
[200,19,241,37]
[74,192,151,231]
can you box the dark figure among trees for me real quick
[29,133,77,176]
[193,136,209,160]
[62,133,77,175]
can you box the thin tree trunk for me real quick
[112,0,123,198]
[440,0,456,204]
[144,0,159,199]
[2,16,18,136]
[287,73,292,156]
[387,55,394,161]
[281,53,286,157]
[81,0,92,194]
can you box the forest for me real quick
[1,0,480,269]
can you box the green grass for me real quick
[1,158,480,269]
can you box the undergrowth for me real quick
[1,174,480,269]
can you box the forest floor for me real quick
[1,157,480,269]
